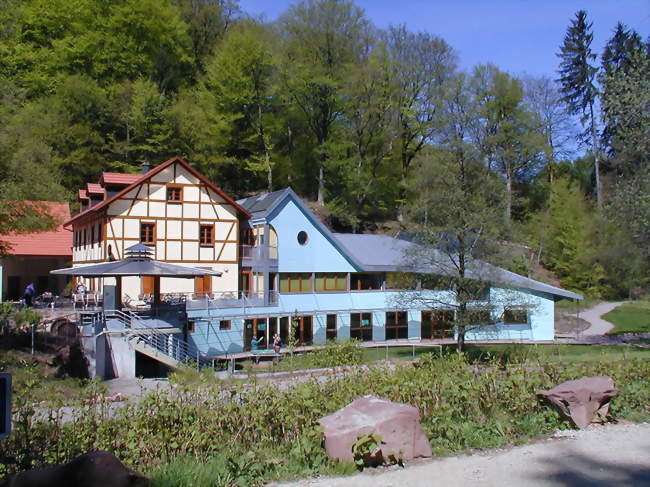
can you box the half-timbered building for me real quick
[66,157,250,300]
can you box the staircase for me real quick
[102,309,213,370]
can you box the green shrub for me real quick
[1,352,648,485]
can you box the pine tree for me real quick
[557,10,602,206]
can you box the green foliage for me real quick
[12,308,41,325]
[2,351,649,483]
[273,340,364,372]
[351,432,383,468]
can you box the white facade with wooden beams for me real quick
[66,157,251,299]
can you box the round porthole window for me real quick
[297,231,308,245]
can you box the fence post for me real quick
[196,349,200,371]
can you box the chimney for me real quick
[141,159,150,174]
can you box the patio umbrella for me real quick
[51,244,222,309]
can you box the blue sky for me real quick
[238,0,650,77]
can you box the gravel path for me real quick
[276,423,650,487]
[579,301,626,336]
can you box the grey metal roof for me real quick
[51,260,222,278]
[334,233,582,300]
[237,189,291,218]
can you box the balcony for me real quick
[240,244,278,268]
[181,290,278,310]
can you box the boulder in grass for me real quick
[2,451,149,487]
[538,376,618,429]
[318,395,432,464]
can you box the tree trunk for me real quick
[505,172,512,222]
[590,103,602,207]
[456,330,465,352]
[317,154,325,206]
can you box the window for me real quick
[140,222,155,244]
[385,311,408,339]
[90,226,95,244]
[503,308,528,325]
[421,310,455,339]
[83,229,87,247]
[219,320,231,330]
[199,225,214,246]
[187,321,195,333]
[292,315,313,345]
[97,224,102,242]
[297,231,308,245]
[279,273,312,293]
[166,185,182,202]
[326,314,337,340]
[350,312,373,341]
[351,273,383,291]
[240,227,255,245]
[315,273,347,292]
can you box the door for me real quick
[244,318,268,351]
[292,315,313,345]
[142,276,154,296]
[239,268,252,298]
[7,276,20,300]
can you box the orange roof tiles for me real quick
[86,183,104,195]
[100,172,140,186]
[1,202,71,256]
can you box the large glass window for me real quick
[503,308,528,325]
[421,310,455,339]
[350,273,383,291]
[326,314,337,340]
[385,311,408,339]
[315,273,347,291]
[279,273,313,293]
[292,315,313,345]
[350,312,373,341]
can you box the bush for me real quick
[1,352,648,484]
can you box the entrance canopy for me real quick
[51,244,222,278]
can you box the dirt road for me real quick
[276,423,650,487]
[579,301,626,336]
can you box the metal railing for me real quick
[181,290,276,309]
[103,308,212,369]
[239,244,278,261]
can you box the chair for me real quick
[73,293,87,310]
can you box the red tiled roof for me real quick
[78,189,89,200]
[100,172,141,186]
[1,202,71,256]
[65,157,251,226]
[86,183,104,195]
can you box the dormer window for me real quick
[166,185,182,203]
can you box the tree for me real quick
[557,10,602,206]
[384,25,456,218]
[399,74,511,351]
[278,0,372,204]
[544,177,600,292]
[175,0,240,72]
[326,44,396,231]
[205,22,280,191]
[600,29,649,172]
[522,75,576,183]
[472,65,548,222]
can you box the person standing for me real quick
[75,281,87,308]
[24,283,35,307]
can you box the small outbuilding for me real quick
[0,202,71,301]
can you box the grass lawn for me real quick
[604,300,650,335]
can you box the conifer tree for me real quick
[557,10,602,206]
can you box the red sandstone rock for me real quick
[319,395,432,463]
[538,376,618,429]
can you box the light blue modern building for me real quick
[185,188,582,357]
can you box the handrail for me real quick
[103,308,212,369]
